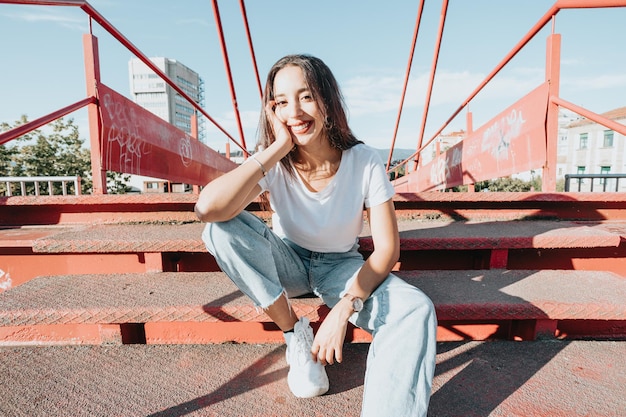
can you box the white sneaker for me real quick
[285,317,330,398]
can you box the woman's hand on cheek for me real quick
[266,100,293,151]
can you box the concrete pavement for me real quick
[0,340,624,416]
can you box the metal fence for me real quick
[564,174,626,192]
[0,176,81,196]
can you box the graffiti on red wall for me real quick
[97,83,237,185]
[417,82,549,191]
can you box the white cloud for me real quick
[3,7,86,31]
[563,73,626,90]
[342,66,550,150]
[343,75,405,116]
[204,110,259,132]
[202,109,260,151]
[342,67,545,120]
[175,18,211,28]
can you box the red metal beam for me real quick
[414,0,449,171]
[78,1,243,150]
[211,0,248,154]
[83,33,106,195]
[552,96,626,136]
[97,83,238,186]
[398,83,549,192]
[391,2,560,177]
[543,32,561,192]
[386,0,426,170]
[78,4,242,151]
[392,0,626,178]
[0,0,85,5]
[556,0,626,8]
[0,0,244,153]
[239,0,263,100]
[0,97,96,146]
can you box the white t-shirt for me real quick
[258,143,395,253]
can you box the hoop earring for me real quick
[323,116,332,130]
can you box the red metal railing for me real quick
[1,0,244,148]
[388,0,626,192]
[0,97,96,146]
[0,0,252,194]
[2,0,626,194]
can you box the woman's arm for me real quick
[311,198,400,365]
[194,153,267,223]
[195,103,293,223]
[346,198,400,299]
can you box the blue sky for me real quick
[1,0,625,154]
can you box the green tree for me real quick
[453,176,542,192]
[106,171,133,194]
[1,115,31,176]
[2,116,136,195]
[0,143,18,196]
[0,143,18,176]
[1,116,40,195]
[8,117,92,194]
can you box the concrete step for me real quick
[14,219,623,254]
[3,192,626,226]
[0,340,624,416]
[2,219,625,288]
[0,270,624,346]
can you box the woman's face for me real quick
[272,65,324,147]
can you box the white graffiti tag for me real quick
[102,93,151,174]
[179,136,193,167]
[0,269,11,292]
[481,108,526,160]
[429,156,448,191]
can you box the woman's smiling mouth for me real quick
[290,121,312,134]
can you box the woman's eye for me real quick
[275,101,287,107]
[301,94,313,101]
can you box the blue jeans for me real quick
[202,211,437,417]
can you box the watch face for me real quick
[353,297,364,312]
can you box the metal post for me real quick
[414,0,448,171]
[83,33,107,194]
[543,30,561,192]
[387,0,425,170]
[239,0,263,99]
[191,113,200,195]
[211,0,247,154]
[466,110,475,192]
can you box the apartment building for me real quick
[557,106,626,192]
[128,57,205,193]
[128,57,205,140]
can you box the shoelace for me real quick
[290,325,314,366]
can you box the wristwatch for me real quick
[343,293,364,313]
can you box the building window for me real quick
[603,130,614,148]
[576,166,586,187]
[579,133,588,149]
[600,166,611,186]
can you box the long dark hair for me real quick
[257,54,362,175]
